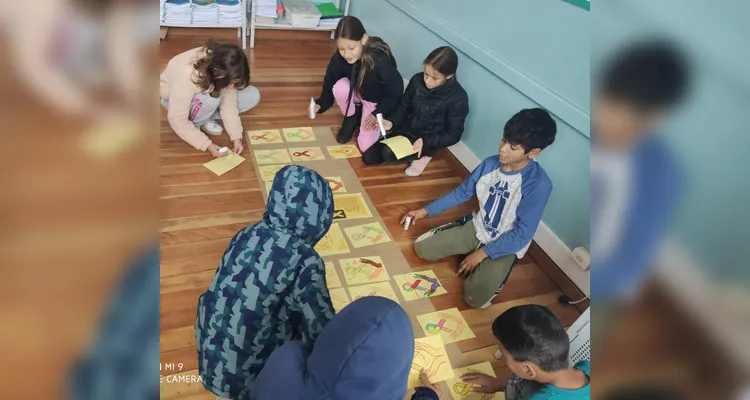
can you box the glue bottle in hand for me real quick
[309,98,316,120]
[403,214,413,230]
[376,113,387,139]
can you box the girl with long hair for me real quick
[310,16,403,152]
[367,46,469,176]
[160,40,260,157]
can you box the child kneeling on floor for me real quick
[461,305,590,400]
[403,108,556,308]
[363,46,470,177]
[195,165,336,400]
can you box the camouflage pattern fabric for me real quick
[195,165,336,399]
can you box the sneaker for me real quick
[200,120,223,136]
[405,156,432,176]
[336,104,362,143]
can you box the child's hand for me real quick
[382,119,393,130]
[420,369,442,398]
[363,114,378,130]
[461,372,503,394]
[208,143,229,158]
[413,138,424,157]
[401,208,428,226]
[232,139,244,154]
[457,248,488,277]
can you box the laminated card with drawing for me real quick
[446,362,503,400]
[314,224,350,256]
[337,256,389,285]
[247,129,284,145]
[408,336,454,389]
[343,222,391,248]
[393,270,448,301]
[333,193,373,220]
[347,282,399,303]
[417,307,476,344]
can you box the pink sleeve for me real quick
[219,88,243,142]
[166,80,212,151]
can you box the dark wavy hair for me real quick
[334,16,393,91]
[192,39,250,96]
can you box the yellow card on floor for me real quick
[338,256,389,285]
[343,222,391,248]
[314,223,350,256]
[333,193,373,220]
[327,144,361,159]
[347,281,399,303]
[255,149,291,165]
[282,127,315,142]
[247,129,283,145]
[203,153,245,176]
[325,176,347,193]
[446,362,501,400]
[258,164,288,182]
[264,180,274,196]
[289,147,325,162]
[329,288,351,313]
[409,336,454,389]
[381,135,417,159]
[393,270,448,301]
[417,307,476,344]
[325,261,342,289]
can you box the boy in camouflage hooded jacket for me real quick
[195,165,336,399]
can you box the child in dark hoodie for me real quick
[311,16,403,151]
[253,296,442,400]
[195,165,337,400]
[365,46,469,177]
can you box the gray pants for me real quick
[414,221,517,308]
[160,85,261,126]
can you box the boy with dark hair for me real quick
[403,108,556,308]
[461,305,590,400]
[591,39,689,305]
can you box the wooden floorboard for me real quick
[159,28,581,398]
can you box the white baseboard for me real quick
[533,222,590,297]
[447,141,590,297]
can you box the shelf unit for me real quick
[249,0,351,48]
[160,0,248,49]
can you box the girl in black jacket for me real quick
[364,47,470,176]
[310,16,403,151]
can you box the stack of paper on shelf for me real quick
[163,0,192,24]
[193,0,219,24]
[255,0,278,23]
[217,0,244,25]
[315,2,342,28]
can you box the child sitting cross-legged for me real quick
[363,46,470,176]
[403,108,556,309]
[461,305,590,400]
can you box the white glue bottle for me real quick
[403,214,412,230]
[309,98,317,120]
[376,113,387,139]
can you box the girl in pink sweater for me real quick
[160,40,260,157]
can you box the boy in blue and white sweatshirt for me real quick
[403,108,557,308]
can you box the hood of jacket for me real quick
[253,296,414,400]
[262,165,334,246]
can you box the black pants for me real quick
[362,136,422,165]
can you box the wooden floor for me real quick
[159,29,581,399]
